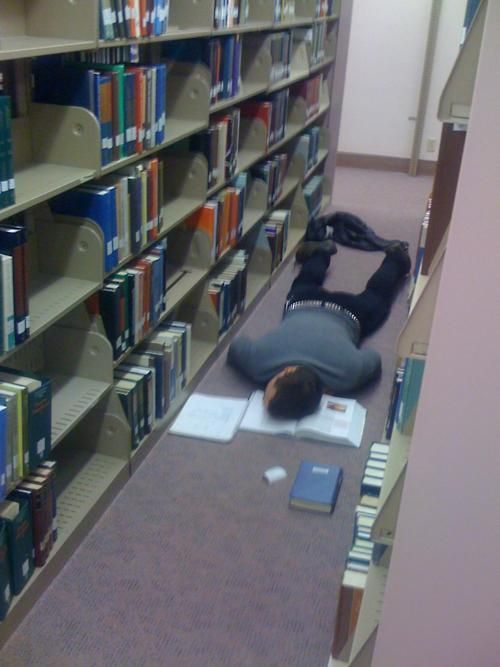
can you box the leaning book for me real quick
[239,390,366,448]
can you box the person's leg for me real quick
[286,240,337,301]
[324,245,411,337]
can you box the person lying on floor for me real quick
[227,239,411,419]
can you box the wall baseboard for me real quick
[337,152,436,176]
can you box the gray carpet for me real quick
[0,167,432,667]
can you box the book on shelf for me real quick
[51,186,119,273]
[291,73,322,118]
[0,519,12,620]
[251,152,288,207]
[117,363,156,434]
[264,209,291,270]
[0,369,52,474]
[115,378,142,448]
[303,175,324,219]
[11,475,53,568]
[0,498,34,595]
[0,253,16,354]
[0,222,29,346]
[360,474,383,498]
[0,95,15,211]
[240,390,366,448]
[35,460,57,543]
[396,357,426,437]
[137,338,173,410]
[115,366,153,437]
[207,250,248,334]
[288,459,343,514]
[331,568,367,660]
[0,387,20,492]
[0,404,7,500]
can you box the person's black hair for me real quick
[267,366,323,420]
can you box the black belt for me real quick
[284,298,361,333]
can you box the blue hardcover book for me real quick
[32,61,94,109]
[82,184,119,268]
[50,186,117,273]
[150,239,168,311]
[123,71,136,157]
[155,63,167,146]
[289,460,343,514]
[222,37,235,99]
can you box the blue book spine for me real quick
[50,188,116,273]
[222,37,235,99]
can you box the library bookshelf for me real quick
[0,0,345,644]
[328,4,486,663]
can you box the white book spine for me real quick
[0,255,15,352]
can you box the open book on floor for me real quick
[240,390,366,448]
[168,393,248,443]
[169,390,366,447]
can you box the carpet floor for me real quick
[0,167,432,667]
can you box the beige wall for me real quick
[338,0,467,160]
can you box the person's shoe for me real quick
[295,239,337,264]
[384,241,411,276]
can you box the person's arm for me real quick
[357,348,382,387]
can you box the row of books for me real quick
[294,126,321,171]
[0,97,15,212]
[304,174,323,219]
[411,194,432,291]
[273,0,296,23]
[185,172,248,262]
[99,0,170,40]
[251,153,288,207]
[50,156,165,274]
[295,21,328,66]
[264,209,290,271]
[315,0,336,18]
[214,0,250,29]
[384,357,426,441]
[331,440,388,660]
[89,239,168,360]
[291,73,322,119]
[241,88,289,149]
[0,368,52,500]
[0,460,57,618]
[115,321,191,447]
[33,58,167,166]
[190,108,241,190]
[268,32,293,84]
[164,36,242,106]
[343,442,390,576]
[0,219,29,351]
[208,249,249,334]
[82,45,140,65]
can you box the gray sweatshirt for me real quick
[227,307,381,393]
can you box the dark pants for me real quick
[286,251,408,338]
